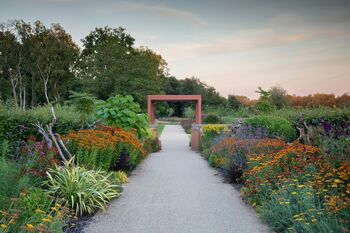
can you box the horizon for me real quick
[1,0,349,99]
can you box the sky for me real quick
[1,0,350,99]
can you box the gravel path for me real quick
[84,125,271,233]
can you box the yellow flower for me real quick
[35,209,46,214]
[26,224,34,229]
[55,203,61,207]
[297,184,305,188]
[1,224,7,229]
[291,192,297,195]
[333,179,343,183]
[311,218,317,222]
[42,218,52,223]
[9,219,15,225]
[295,217,304,221]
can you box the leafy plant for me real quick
[0,188,67,233]
[253,100,276,113]
[244,115,297,141]
[115,171,128,184]
[203,114,221,124]
[45,161,121,216]
[184,107,195,119]
[96,95,151,139]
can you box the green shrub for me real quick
[0,158,33,210]
[0,104,95,151]
[96,95,151,140]
[184,106,195,119]
[45,161,121,215]
[253,100,276,113]
[244,115,297,141]
[273,107,350,126]
[203,114,221,124]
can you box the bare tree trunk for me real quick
[22,88,26,111]
[31,75,36,107]
[44,78,50,104]
[9,71,18,106]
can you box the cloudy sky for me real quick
[1,0,350,98]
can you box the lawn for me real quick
[158,124,165,136]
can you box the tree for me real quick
[78,27,166,108]
[0,20,79,107]
[227,95,242,110]
[268,86,290,109]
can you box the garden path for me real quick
[84,125,271,233]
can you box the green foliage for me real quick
[256,86,270,100]
[208,154,228,168]
[184,107,195,119]
[157,124,165,136]
[96,95,151,139]
[0,20,79,107]
[0,187,66,233]
[259,185,343,233]
[268,86,290,109]
[45,161,121,216]
[254,100,276,113]
[244,115,297,141]
[66,91,97,115]
[78,27,166,107]
[204,114,221,124]
[227,95,242,110]
[0,158,33,210]
[0,104,95,147]
[273,107,350,126]
[163,76,227,116]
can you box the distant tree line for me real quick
[1,20,349,116]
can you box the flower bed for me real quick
[200,124,350,232]
[63,125,147,172]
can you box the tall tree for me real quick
[78,26,166,108]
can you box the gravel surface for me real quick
[83,125,271,233]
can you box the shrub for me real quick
[227,95,243,110]
[45,162,121,216]
[244,115,297,141]
[115,171,128,184]
[96,95,151,140]
[184,107,195,119]
[0,104,95,152]
[64,126,146,171]
[0,158,33,210]
[203,114,221,124]
[253,100,276,113]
